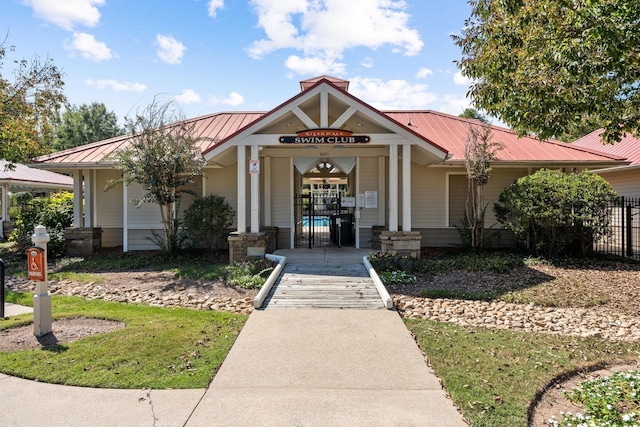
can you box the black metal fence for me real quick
[593,196,640,260]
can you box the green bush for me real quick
[494,169,617,257]
[225,258,275,289]
[378,270,416,285]
[368,252,426,274]
[9,191,74,259]
[183,195,234,254]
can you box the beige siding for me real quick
[595,170,640,198]
[482,168,529,225]
[128,229,159,251]
[408,167,529,248]
[101,228,123,247]
[96,169,123,227]
[276,227,291,250]
[412,166,448,227]
[271,157,291,227]
[448,174,468,228]
[177,175,202,218]
[126,182,163,229]
[417,227,514,248]
[358,227,373,248]
[204,165,239,228]
[358,157,381,227]
[95,169,124,248]
[124,182,161,251]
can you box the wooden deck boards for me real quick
[262,263,385,309]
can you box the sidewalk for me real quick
[0,308,466,426]
[187,308,467,426]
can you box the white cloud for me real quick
[361,57,374,68]
[65,32,113,61]
[416,67,433,79]
[156,35,186,65]
[248,0,423,74]
[24,0,104,30]
[438,94,471,115]
[85,78,146,92]
[208,0,224,17]
[453,71,472,86]
[209,92,245,106]
[284,54,345,76]
[175,89,201,104]
[349,77,437,110]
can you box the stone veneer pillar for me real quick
[375,229,422,259]
[227,228,278,264]
[64,227,102,256]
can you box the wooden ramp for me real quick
[261,263,384,309]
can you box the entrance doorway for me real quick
[294,160,355,248]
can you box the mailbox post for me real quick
[30,225,51,337]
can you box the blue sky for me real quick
[3,0,475,123]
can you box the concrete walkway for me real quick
[0,248,467,426]
[188,308,467,426]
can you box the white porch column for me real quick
[237,145,246,233]
[122,181,128,252]
[83,170,94,228]
[73,170,83,228]
[402,144,411,231]
[388,145,398,232]
[264,157,271,227]
[1,184,9,221]
[355,157,360,248]
[378,156,386,226]
[0,183,9,238]
[201,171,207,197]
[289,158,295,249]
[250,145,260,233]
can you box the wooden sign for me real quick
[279,128,370,144]
[27,247,45,282]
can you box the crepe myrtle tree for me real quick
[461,122,503,249]
[106,99,206,255]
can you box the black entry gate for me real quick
[294,194,354,248]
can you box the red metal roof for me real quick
[0,161,73,188]
[300,75,349,92]
[384,111,625,163]
[572,129,640,165]
[33,78,625,168]
[34,112,265,167]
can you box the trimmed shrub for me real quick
[493,169,617,257]
[9,191,74,259]
[183,195,234,254]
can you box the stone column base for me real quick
[261,226,279,253]
[228,232,274,264]
[377,230,421,259]
[65,227,102,256]
[371,225,386,251]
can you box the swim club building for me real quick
[32,76,626,260]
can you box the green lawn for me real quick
[0,290,246,389]
[408,319,640,427]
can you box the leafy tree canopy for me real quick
[52,102,123,151]
[459,108,490,124]
[453,0,640,143]
[0,39,66,165]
